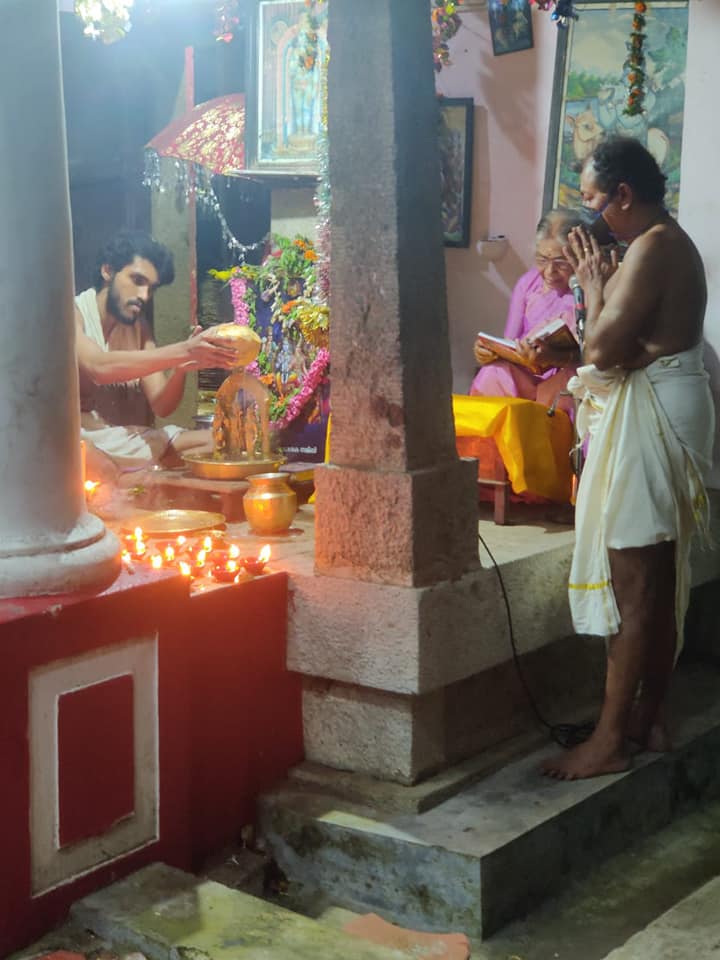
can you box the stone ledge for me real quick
[602,874,720,960]
[259,662,720,939]
[288,545,574,695]
[71,862,402,960]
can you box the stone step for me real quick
[601,874,720,960]
[70,863,412,960]
[259,660,720,940]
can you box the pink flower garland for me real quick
[272,349,330,431]
[230,275,250,325]
[230,274,330,430]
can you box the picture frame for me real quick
[543,1,689,217]
[243,0,328,174]
[488,0,534,58]
[439,98,474,248]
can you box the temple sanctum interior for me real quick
[3,2,720,959]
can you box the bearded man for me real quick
[75,231,237,479]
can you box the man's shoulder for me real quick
[75,287,98,314]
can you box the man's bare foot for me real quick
[541,734,631,780]
[627,720,672,754]
[627,703,672,754]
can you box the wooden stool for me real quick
[135,471,250,521]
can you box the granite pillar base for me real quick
[300,634,605,785]
[314,458,479,587]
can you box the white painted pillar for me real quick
[0,0,120,597]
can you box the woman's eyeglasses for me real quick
[535,255,572,270]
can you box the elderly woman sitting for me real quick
[471,208,586,417]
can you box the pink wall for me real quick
[437,8,560,393]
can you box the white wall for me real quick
[678,0,720,485]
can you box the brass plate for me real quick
[182,454,285,481]
[121,509,226,536]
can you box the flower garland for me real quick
[624,2,648,116]
[219,238,330,430]
[432,1,464,72]
[74,0,134,43]
[271,349,330,430]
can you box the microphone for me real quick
[569,275,586,350]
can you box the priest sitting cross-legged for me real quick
[75,230,238,483]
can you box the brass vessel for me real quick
[243,473,297,534]
[183,454,284,481]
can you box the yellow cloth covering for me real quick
[452,394,574,502]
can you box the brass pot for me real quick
[243,472,297,534]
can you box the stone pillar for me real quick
[292,0,483,783]
[0,0,120,597]
[316,0,479,586]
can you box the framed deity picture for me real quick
[543,1,689,217]
[488,0,534,57]
[244,0,328,173]
[439,98,474,248]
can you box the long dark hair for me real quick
[92,231,175,291]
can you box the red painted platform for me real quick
[0,561,302,955]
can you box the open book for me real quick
[476,317,578,373]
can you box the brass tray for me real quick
[182,454,284,481]
[121,509,226,536]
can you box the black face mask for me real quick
[588,213,616,246]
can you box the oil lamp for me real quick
[241,544,271,576]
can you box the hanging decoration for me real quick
[74,0,134,43]
[530,0,578,29]
[214,0,240,43]
[74,0,467,76]
[624,1,648,116]
[143,93,267,264]
[432,1,465,72]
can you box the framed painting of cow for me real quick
[543,1,689,218]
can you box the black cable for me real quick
[478,531,595,749]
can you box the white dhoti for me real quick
[568,343,714,646]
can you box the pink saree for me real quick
[470,268,577,415]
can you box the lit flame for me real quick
[164,546,175,562]
[258,544,271,565]
[203,535,213,552]
[121,549,132,565]
[135,540,146,557]
[134,526,143,541]
[226,559,238,573]
[179,561,192,577]
[196,549,207,567]
[177,535,187,546]
[84,479,100,496]
[151,555,163,570]
[228,543,240,559]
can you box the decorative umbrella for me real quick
[146,93,245,175]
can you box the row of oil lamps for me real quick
[120,527,272,587]
[82,477,272,588]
